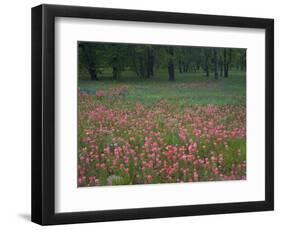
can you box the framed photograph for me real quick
[31,4,274,225]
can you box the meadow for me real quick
[78,69,246,186]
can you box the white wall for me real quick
[0,0,279,229]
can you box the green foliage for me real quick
[78,42,246,81]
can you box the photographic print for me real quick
[78,42,246,187]
[32,4,274,224]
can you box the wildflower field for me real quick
[78,71,246,186]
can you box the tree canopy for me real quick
[78,42,246,81]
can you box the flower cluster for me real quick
[96,85,129,98]
[78,91,246,186]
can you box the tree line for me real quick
[78,42,246,81]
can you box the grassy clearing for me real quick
[79,69,246,106]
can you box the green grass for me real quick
[79,69,246,106]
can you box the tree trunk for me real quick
[132,51,141,78]
[148,48,154,76]
[139,56,145,78]
[184,63,188,72]
[206,66,209,77]
[213,48,218,79]
[179,59,182,73]
[168,63,175,81]
[168,47,175,81]
[113,66,118,80]
[82,44,98,80]
[223,49,232,78]
[144,48,150,78]
[204,49,210,77]
[112,57,118,80]
[223,49,228,78]
[240,51,246,71]
[219,61,223,77]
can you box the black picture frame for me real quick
[31,4,274,225]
